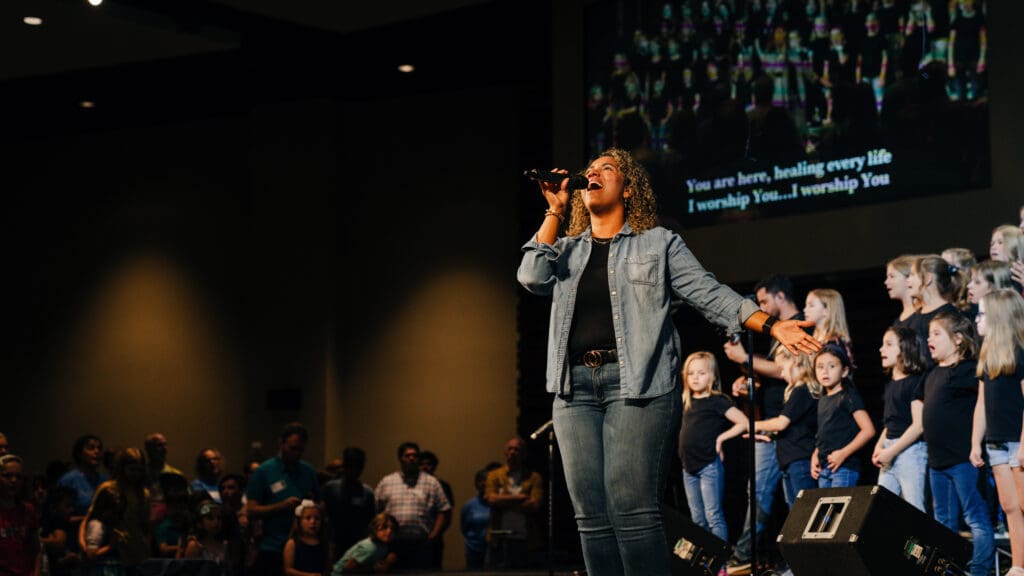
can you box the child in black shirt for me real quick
[810,343,875,488]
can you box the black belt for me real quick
[571,349,618,368]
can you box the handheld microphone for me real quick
[523,169,588,191]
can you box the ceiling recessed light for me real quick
[23,16,43,26]
[87,0,103,6]
[397,64,415,74]
[80,101,96,109]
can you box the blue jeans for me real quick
[553,363,681,576]
[817,465,859,488]
[683,458,728,541]
[877,439,928,512]
[929,463,994,576]
[733,439,782,561]
[781,458,816,508]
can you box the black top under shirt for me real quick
[922,359,979,469]
[882,373,925,439]
[776,385,818,468]
[569,240,616,355]
[816,386,866,471]
[679,395,735,474]
[982,347,1024,443]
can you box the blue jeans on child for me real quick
[781,458,816,508]
[929,462,994,576]
[877,439,928,512]
[683,458,728,540]
[553,363,681,576]
[817,465,859,488]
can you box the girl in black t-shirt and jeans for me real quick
[970,290,1024,576]
[923,312,993,576]
[810,343,875,488]
[678,351,748,542]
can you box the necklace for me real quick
[592,236,612,245]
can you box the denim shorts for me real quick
[986,441,1021,467]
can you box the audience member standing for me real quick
[374,442,451,571]
[192,449,225,503]
[57,434,107,551]
[460,469,491,571]
[246,423,321,576]
[0,454,41,576]
[417,450,452,570]
[81,448,151,571]
[484,436,543,569]
[143,433,184,525]
[322,447,375,562]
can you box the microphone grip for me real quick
[524,169,588,191]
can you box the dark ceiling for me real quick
[0,0,551,137]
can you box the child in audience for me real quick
[40,486,79,576]
[284,499,327,576]
[331,513,398,575]
[804,288,855,365]
[906,255,967,359]
[0,454,41,576]
[181,500,231,565]
[753,346,820,506]
[872,326,929,511]
[678,351,748,541]
[923,312,993,576]
[79,487,118,575]
[885,254,922,328]
[971,290,1024,576]
[810,343,875,488]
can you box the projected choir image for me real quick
[585,0,991,227]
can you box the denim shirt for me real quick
[518,223,759,399]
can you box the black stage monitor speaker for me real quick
[777,485,972,576]
[662,503,732,576]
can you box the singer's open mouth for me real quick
[587,181,602,190]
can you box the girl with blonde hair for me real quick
[971,290,1024,576]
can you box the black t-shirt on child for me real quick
[679,395,735,474]
[882,373,925,439]
[776,384,818,468]
[816,386,866,472]
[982,347,1024,443]
[922,359,979,470]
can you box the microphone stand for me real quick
[530,420,556,576]
[745,329,759,576]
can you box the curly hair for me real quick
[566,148,659,236]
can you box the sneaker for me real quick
[725,557,752,576]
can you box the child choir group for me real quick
[677,214,1024,576]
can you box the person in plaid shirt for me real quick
[374,442,451,570]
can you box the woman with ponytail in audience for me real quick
[971,290,1024,576]
[885,254,922,329]
[906,255,967,364]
